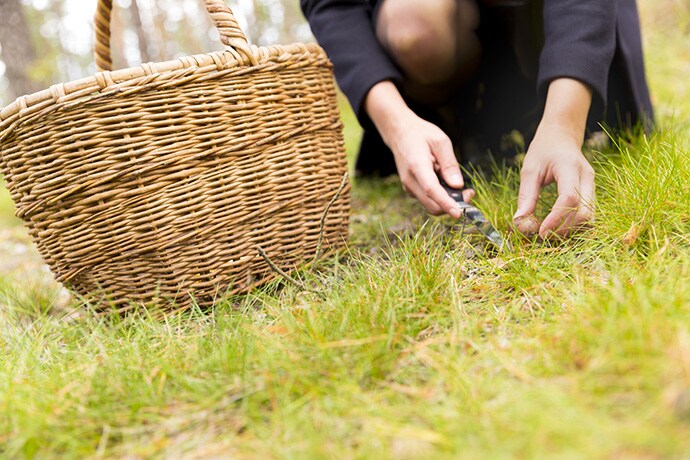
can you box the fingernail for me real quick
[450,173,463,184]
[451,206,462,219]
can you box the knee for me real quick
[377,0,480,85]
[384,21,455,84]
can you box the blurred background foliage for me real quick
[0,0,313,107]
[0,0,688,111]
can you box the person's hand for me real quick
[364,81,474,218]
[386,111,475,217]
[513,78,596,239]
[514,122,595,239]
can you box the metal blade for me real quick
[439,178,512,251]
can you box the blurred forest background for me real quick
[0,0,312,107]
[0,0,689,110]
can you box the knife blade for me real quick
[438,177,512,252]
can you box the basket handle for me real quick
[94,0,257,72]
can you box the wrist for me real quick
[535,118,586,146]
[539,78,593,145]
[364,81,416,145]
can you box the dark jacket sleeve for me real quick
[537,0,618,108]
[300,0,402,124]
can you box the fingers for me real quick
[579,164,596,212]
[539,164,595,239]
[388,115,474,218]
[539,191,579,239]
[410,164,464,218]
[427,131,465,216]
[434,138,464,189]
[397,125,467,218]
[514,164,542,219]
[514,154,595,240]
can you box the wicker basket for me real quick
[0,0,350,309]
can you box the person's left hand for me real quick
[513,122,595,239]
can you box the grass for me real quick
[2,1,690,457]
[0,185,21,228]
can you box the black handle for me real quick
[437,175,465,204]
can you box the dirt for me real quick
[512,214,541,239]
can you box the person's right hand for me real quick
[364,81,474,218]
[387,110,476,217]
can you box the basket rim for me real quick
[0,41,327,131]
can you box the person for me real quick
[300,0,654,238]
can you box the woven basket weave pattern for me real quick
[0,2,349,308]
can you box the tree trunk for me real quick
[196,0,220,51]
[0,0,43,98]
[152,2,170,61]
[282,0,303,43]
[109,4,129,69]
[130,0,151,62]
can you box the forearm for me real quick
[538,78,593,144]
[363,81,416,147]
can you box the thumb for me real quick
[514,167,541,218]
[440,162,464,189]
[432,136,464,189]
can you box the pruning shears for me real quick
[438,176,512,252]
